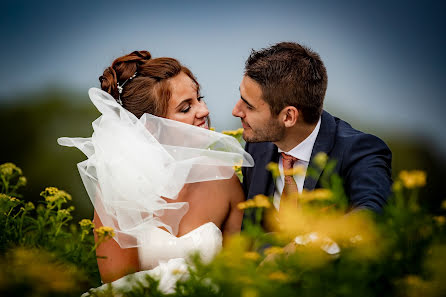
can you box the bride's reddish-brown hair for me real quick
[99,51,200,118]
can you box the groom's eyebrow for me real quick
[241,96,254,109]
[239,88,254,109]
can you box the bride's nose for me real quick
[196,102,209,119]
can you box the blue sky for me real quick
[1,0,445,153]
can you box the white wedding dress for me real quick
[58,88,253,295]
[81,222,222,295]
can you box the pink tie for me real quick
[280,152,299,210]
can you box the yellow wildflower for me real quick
[95,226,115,240]
[441,200,446,210]
[17,176,27,187]
[283,165,306,176]
[79,219,94,229]
[209,127,215,131]
[171,268,186,275]
[237,196,271,210]
[237,199,257,210]
[8,247,77,293]
[9,197,20,203]
[222,128,244,136]
[243,251,261,261]
[41,187,59,196]
[313,152,328,169]
[264,246,284,256]
[399,170,426,189]
[298,189,333,202]
[266,162,280,178]
[0,194,19,203]
[241,287,259,297]
[268,271,289,282]
[253,194,271,208]
[0,162,22,177]
[403,275,427,289]
[25,202,35,211]
[433,216,445,226]
[57,209,71,218]
[41,187,72,204]
[392,180,403,192]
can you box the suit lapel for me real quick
[303,110,337,191]
[249,143,279,199]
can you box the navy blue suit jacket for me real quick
[242,110,392,220]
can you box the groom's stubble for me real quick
[242,116,285,143]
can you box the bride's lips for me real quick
[196,120,209,129]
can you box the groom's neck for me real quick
[274,122,318,152]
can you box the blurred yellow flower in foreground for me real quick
[264,246,284,255]
[238,194,271,210]
[441,200,446,210]
[241,287,259,297]
[313,152,328,169]
[399,170,426,189]
[266,162,280,178]
[268,271,289,282]
[95,226,115,242]
[283,165,306,177]
[266,203,379,259]
[243,251,261,261]
[0,248,78,294]
[298,189,333,202]
[433,216,445,226]
[222,128,244,136]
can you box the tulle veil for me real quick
[58,88,254,248]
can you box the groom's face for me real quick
[232,76,285,142]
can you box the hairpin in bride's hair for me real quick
[116,72,137,105]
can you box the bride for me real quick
[58,50,254,293]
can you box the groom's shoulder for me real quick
[324,111,390,155]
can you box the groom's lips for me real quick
[241,120,250,129]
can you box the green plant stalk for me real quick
[1,175,8,194]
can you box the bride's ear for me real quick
[280,106,298,128]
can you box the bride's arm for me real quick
[222,174,245,244]
[93,210,140,283]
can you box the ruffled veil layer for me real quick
[58,88,254,248]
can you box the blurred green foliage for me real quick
[0,88,100,221]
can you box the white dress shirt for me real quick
[273,117,321,210]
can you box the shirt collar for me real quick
[278,117,321,162]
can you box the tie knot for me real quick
[281,152,298,171]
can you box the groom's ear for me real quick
[280,106,298,128]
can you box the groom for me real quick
[232,42,392,224]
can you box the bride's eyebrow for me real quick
[176,98,192,109]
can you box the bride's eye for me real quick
[181,105,191,113]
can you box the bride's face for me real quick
[165,72,209,129]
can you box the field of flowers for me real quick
[1,129,446,297]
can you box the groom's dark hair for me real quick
[245,42,327,124]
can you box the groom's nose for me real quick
[232,100,244,118]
